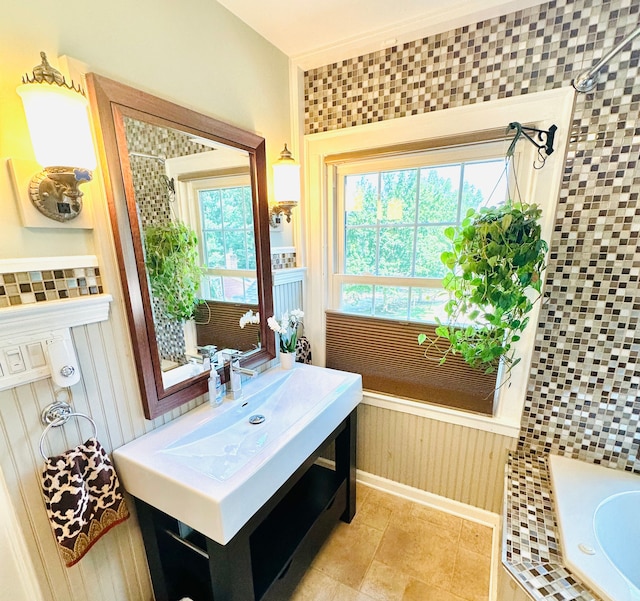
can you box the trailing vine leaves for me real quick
[144,221,203,321]
[418,202,548,375]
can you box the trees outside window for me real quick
[335,147,509,324]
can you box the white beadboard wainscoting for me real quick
[272,267,305,318]
[0,319,197,601]
[356,400,518,515]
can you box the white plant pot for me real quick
[280,352,295,370]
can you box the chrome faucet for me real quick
[223,351,258,399]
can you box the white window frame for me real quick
[303,87,575,437]
[331,142,519,320]
[189,175,257,302]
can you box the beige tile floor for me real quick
[291,483,493,601]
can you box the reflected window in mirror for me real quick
[192,177,257,303]
[164,144,261,357]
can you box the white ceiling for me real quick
[217,0,545,69]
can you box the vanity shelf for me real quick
[135,409,357,601]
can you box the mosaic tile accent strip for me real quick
[503,451,599,600]
[304,0,640,474]
[0,267,103,309]
[271,251,297,270]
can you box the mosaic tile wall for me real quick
[304,0,640,471]
[124,118,209,363]
[0,267,103,308]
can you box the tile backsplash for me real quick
[271,248,297,270]
[304,0,640,470]
[0,267,103,308]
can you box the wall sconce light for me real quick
[269,143,300,228]
[16,52,96,223]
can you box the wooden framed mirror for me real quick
[87,74,275,419]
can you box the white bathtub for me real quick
[548,454,640,601]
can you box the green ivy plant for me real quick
[143,221,203,321]
[419,201,548,375]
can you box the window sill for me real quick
[361,389,521,438]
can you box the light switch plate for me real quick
[0,329,78,391]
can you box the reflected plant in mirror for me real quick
[143,220,202,322]
[239,309,260,346]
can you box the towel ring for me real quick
[39,400,98,461]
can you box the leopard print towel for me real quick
[41,438,129,567]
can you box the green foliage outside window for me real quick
[342,159,498,320]
[200,186,255,270]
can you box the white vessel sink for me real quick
[113,363,361,544]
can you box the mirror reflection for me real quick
[123,117,261,388]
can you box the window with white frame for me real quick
[332,142,512,324]
[190,175,258,304]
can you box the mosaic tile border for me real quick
[503,451,599,600]
[0,267,103,308]
[271,251,297,270]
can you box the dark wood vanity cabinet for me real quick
[134,410,357,601]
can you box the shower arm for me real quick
[573,24,640,92]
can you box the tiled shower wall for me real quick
[305,0,639,470]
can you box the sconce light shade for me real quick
[16,52,96,223]
[17,83,96,170]
[270,143,300,227]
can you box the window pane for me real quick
[243,187,254,227]
[203,275,223,300]
[409,288,448,322]
[462,160,507,214]
[345,228,377,274]
[345,174,378,226]
[224,231,246,268]
[378,226,413,276]
[222,276,245,301]
[341,284,374,315]
[418,165,460,223]
[244,278,258,303]
[373,286,409,319]
[199,190,222,229]
[415,226,449,278]
[380,169,417,224]
[221,187,246,228]
[246,232,256,270]
[204,231,225,268]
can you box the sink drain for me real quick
[249,414,265,424]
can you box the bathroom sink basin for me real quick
[113,363,361,544]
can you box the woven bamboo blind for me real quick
[325,311,498,415]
